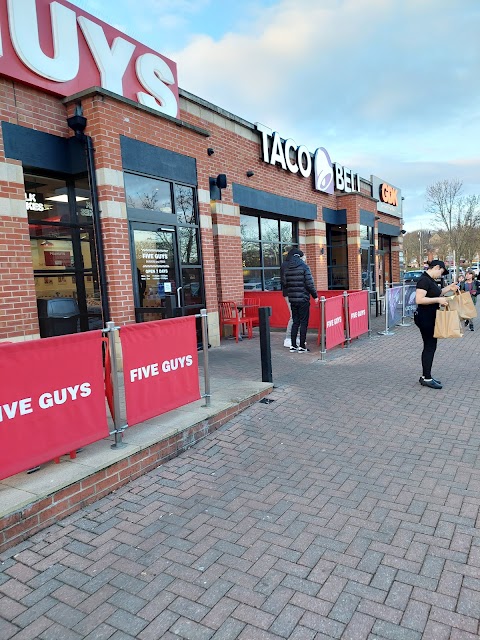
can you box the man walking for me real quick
[282,249,319,352]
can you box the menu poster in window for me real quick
[44,251,72,267]
[142,249,169,281]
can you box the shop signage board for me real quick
[325,295,345,349]
[0,0,179,117]
[255,123,360,195]
[120,316,200,426]
[0,331,109,480]
[371,175,402,217]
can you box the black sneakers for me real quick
[419,377,442,389]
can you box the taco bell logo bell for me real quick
[313,147,334,195]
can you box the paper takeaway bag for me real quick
[448,290,477,319]
[433,307,463,338]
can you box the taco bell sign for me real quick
[0,0,179,117]
[255,123,335,195]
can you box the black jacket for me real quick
[283,255,318,304]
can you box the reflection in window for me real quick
[242,242,261,268]
[178,227,199,264]
[327,224,348,290]
[240,213,298,290]
[175,184,195,224]
[124,173,172,213]
[182,268,202,306]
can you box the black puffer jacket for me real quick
[283,255,318,304]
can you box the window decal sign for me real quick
[0,0,179,117]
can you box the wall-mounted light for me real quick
[319,247,325,255]
[375,216,380,220]
[246,170,254,178]
[209,174,228,200]
[401,229,407,235]
[358,248,362,254]
[207,148,215,156]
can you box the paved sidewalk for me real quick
[2,320,480,639]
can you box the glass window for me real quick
[182,268,203,307]
[261,218,279,242]
[178,227,199,264]
[25,175,70,224]
[124,173,172,213]
[327,224,348,290]
[133,228,177,308]
[242,242,261,268]
[174,184,195,224]
[26,171,102,335]
[240,215,260,241]
[240,212,298,290]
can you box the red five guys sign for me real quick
[121,317,200,426]
[0,332,109,480]
[0,0,179,117]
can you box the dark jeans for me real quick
[291,301,310,348]
[414,313,437,378]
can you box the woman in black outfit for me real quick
[414,260,458,389]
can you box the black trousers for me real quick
[291,301,310,348]
[415,313,437,378]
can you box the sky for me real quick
[70,0,480,232]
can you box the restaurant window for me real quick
[241,213,298,290]
[326,224,348,290]
[26,173,102,335]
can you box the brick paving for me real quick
[2,319,480,639]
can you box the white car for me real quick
[469,262,480,275]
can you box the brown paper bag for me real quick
[458,291,477,319]
[433,308,463,338]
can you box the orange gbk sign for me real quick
[380,183,398,206]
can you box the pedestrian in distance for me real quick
[280,249,297,348]
[414,260,458,389]
[459,268,478,331]
[282,249,319,353]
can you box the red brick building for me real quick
[0,0,404,346]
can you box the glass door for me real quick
[132,224,179,321]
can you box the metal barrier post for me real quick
[343,291,351,347]
[320,296,327,360]
[106,321,128,449]
[200,309,211,407]
[378,282,395,336]
[398,279,411,327]
[259,307,273,383]
[368,290,373,338]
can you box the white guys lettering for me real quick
[5,0,178,117]
[39,383,91,409]
[0,382,92,422]
[128,355,193,382]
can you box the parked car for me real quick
[403,270,423,284]
[469,262,480,275]
[244,281,262,290]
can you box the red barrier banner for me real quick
[121,317,200,426]
[0,332,109,481]
[325,295,345,349]
[348,291,369,338]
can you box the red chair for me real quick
[219,301,253,342]
[242,298,260,328]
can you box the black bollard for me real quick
[259,306,273,383]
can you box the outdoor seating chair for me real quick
[219,301,253,342]
[242,297,260,328]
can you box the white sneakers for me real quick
[284,338,300,348]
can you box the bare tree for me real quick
[425,179,480,262]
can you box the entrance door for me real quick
[131,222,205,321]
[132,224,179,321]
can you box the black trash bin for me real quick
[37,298,80,338]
